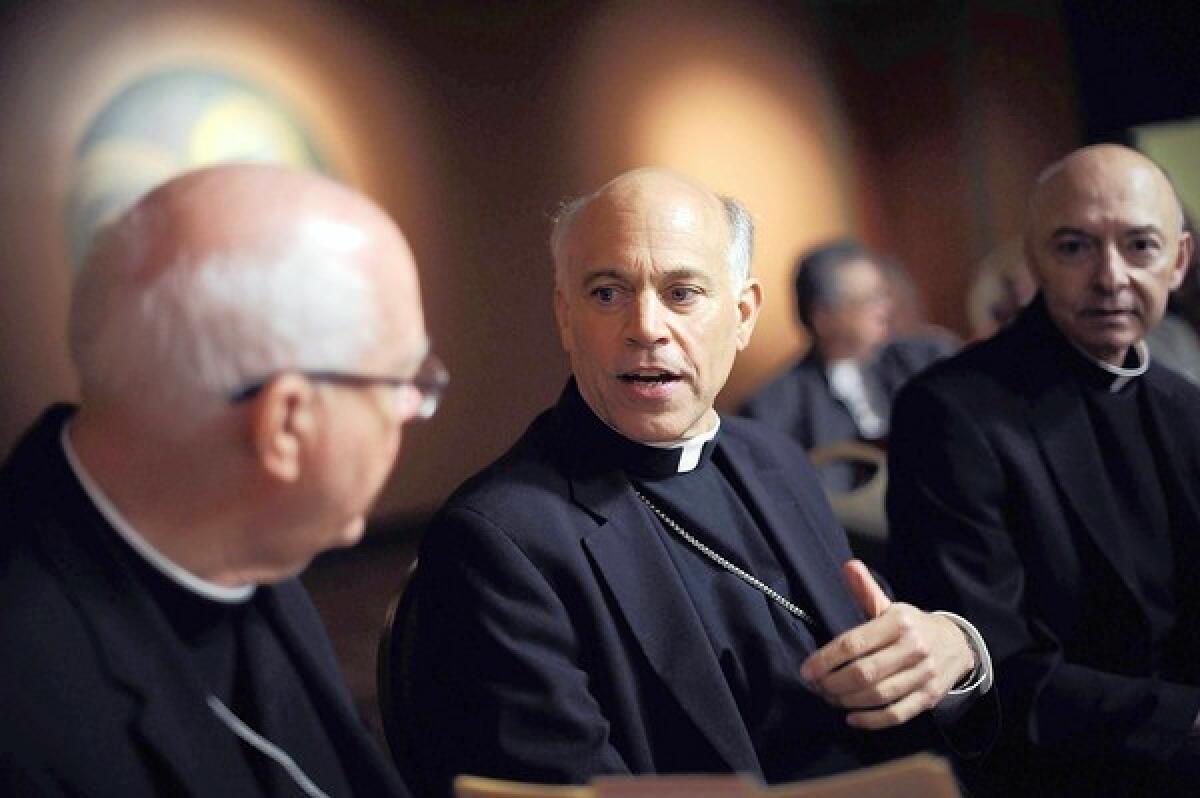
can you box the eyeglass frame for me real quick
[229,353,448,421]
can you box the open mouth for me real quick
[617,370,681,385]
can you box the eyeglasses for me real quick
[230,353,449,421]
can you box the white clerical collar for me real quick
[618,417,721,473]
[825,359,886,439]
[1070,339,1150,393]
[60,423,256,604]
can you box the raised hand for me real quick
[799,560,975,729]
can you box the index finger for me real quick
[799,612,902,682]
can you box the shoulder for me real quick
[719,415,823,483]
[420,408,588,567]
[440,410,569,523]
[739,357,824,420]
[743,358,818,398]
[0,537,124,768]
[897,326,1025,406]
[875,333,954,377]
[722,414,807,456]
[1148,358,1200,394]
[0,517,106,673]
[1147,361,1200,423]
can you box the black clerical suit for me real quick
[0,406,409,798]
[740,337,952,491]
[389,381,988,797]
[887,297,1200,796]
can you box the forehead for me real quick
[838,257,884,285]
[1032,156,1178,234]
[563,179,729,276]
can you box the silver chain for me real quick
[632,488,817,629]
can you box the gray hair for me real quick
[550,192,754,292]
[69,214,381,428]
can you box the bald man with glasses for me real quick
[0,164,440,797]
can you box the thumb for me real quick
[843,559,891,619]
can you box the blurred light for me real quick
[565,1,857,404]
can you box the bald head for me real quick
[551,167,754,292]
[550,167,763,443]
[105,165,408,281]
[1030,144,1185,235]
[1024,144,1192,365]
[70,164,425,427]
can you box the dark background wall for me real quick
[0,0,1193,523]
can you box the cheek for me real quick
[577,323,618,363]
[367,426,402,486]
[693,320,739,374]
[1043,273,1081,304]
[1132,275,1170,307]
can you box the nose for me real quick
[1092,243,1131,294]
[625,292,670,348]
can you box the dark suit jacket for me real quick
[0,406,408,798]
[389,384,991,797]
[887,298,1200,796]
[741,337,953,491]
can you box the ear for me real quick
[1170,230,1194,291]
[735,277,764,350]
[810,304,833,343]
[553,287,573,354]
[248,374,317,483]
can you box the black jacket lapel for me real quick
[572,468,763,776]
[263,583,408,796]
[1015,303,1142,601]
[716,435,864,638]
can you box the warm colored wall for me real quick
[0,0,1082,519]
[832,2,1079,335]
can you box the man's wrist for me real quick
[933,610,994,695]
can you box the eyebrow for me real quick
[581,268,626,285]
[1050,224,1165,238]
[580,267,714,285]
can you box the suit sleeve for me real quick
[394,505,629,797]
[885,379,1200,771]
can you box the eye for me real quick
[1053,236,1090,258]
[590,285,620,304]
[666,285,702,304]
[1128,236,1160,255]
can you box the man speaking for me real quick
[391,167,992,796]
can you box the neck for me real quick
[817,339,873,363]
[68,408,254,587]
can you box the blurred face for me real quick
[259,224,431,579]
[1027,147,1191,366]
[311,244,428,551]
[554,171,761,443]
[814,258,893,360]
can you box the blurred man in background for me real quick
[1147,211,1200,384]
[741,240,954,492]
